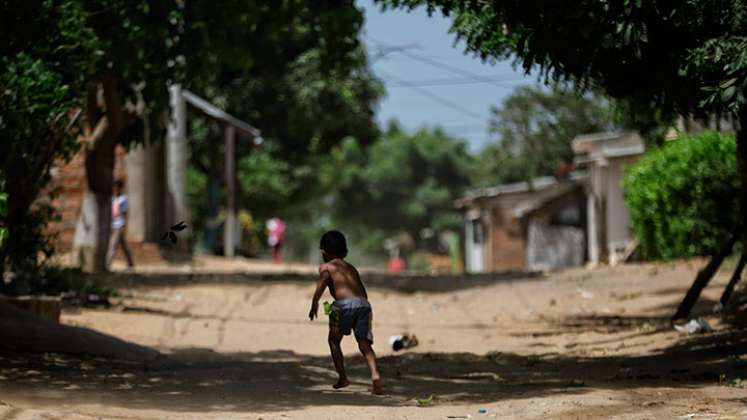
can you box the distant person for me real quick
[555,160,575,180]
[265,216,286,262]
[308,231,383,395]
[387,255,405,273]
[107,179,134,269]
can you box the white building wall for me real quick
[464,210,485,273]
[606,156,638,250]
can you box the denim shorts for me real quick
[329,297,373,343]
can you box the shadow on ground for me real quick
[105,270,543,294]
[1,326,746,414]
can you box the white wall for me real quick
[464,213,485,273]
[606,156,637,250]
[526,222,585,271]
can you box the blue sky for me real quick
[358,0,539,151]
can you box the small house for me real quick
[456,175,587,273]
[572,131,645,265]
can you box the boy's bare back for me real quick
[320,259,367,301]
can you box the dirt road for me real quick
[1,262,746,419]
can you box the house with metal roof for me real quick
[572,131,645,266]
[456,173,587,273]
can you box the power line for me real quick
[385,75,526,88]
[378,70,489,121]
[440,124,491,132]
[369,43,419,64]
[366,35,528,88]
[414,123,490,132]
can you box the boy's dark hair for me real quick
[114,179,125,189]
[320,230,347,257]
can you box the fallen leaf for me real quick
[416,394,434,406]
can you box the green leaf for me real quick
[722,85,736,102]
[416,394,435,405]
[719,78,737,88]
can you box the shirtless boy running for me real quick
[308,230,383,395]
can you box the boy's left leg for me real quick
[328,322,349,389]
[118,230,134,267]
[106,228,121,268]
[356,337,383,395]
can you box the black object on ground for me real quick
[390,334,419,351]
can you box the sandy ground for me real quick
[110,254,323,275]
[2,261,747,419]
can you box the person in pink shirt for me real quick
[266,217,286,262]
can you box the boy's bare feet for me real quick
[372,379,384,395]
[333,377,350,389]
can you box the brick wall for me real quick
[46,142,128,253]
[489,207,526,272]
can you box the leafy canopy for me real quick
[184,1,380,160]
[332,122,474,245]
[2,0,380,269]
[383,0,747,118]
[0,0,98,275]
[476,84,613,186]
[182,3,383,246]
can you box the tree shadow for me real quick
[105,270,543,294]
[1,327,746,414]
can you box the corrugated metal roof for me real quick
[456,172,587,208]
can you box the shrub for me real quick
[0,55,81,285]
[623,131,739,260]
[408,250,434,274]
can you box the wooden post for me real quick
[586,178,599,265]
[166,84,189,254]
[223,125,236,258]
[125,144,147,243]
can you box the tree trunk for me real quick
[72,75,128,272]
[719,251,746,308]
[672,233,737,321]
[73,120,117,272]
[737,107,747,260]
[721,108,747,307]
[672,107,747,320]
[73,189,112,272]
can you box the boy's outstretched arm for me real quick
[309,269,331,320]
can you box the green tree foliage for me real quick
[186,44,383,219]
[332,122,474,250]
[237,147,295,217]
[183,0,381,168]
[384,0,747,118]
[476,85,612,186]
[4,0,375,271]
[182,11,382,254]
[0,1,97,275]
[612,98,677,147]
[624,132,739,260]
